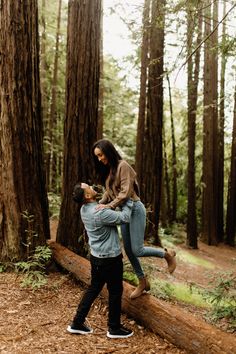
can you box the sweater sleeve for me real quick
[99,190,109,204]
[107,161,136,209]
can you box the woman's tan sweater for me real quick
[99,160,140,209]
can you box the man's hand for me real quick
[95,204,110,210]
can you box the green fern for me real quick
[15,246,52,289]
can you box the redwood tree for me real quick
[48,0,62,193]
[142,0,165,244]
[217,0,227,243]
[201,0,218,245]
[56,0,101,253]
[135,0,150,191]
[0,0,49,261]
[186,2,202,249]
[225,83,236,247]
[166,73,177,222]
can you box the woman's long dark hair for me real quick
[93,139,122,187]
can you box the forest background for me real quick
[0,0,236,260]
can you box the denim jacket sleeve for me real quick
[98,200,133,225]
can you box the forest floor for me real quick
[0,220,235,354]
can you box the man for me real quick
[67,182,133,339]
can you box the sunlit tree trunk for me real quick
[0,0,49,261]
[142,0,165,245]
[40,0,47,129]
[166,74,177,222]
[97,0,104,140]
[135,0,150,193]
[201,0,218,245]
[40,0,50,189]
[217,0,226,243]
[218,1,227,242]
[225,82,236,247]
[56,0,101,254]
[212,0,220,243]
[49,0,62,193]
[162,122,171,223]
[186,3,202,249]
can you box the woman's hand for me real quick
[95,204,110,210]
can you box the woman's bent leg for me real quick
[121,223,144,279]
[121,219,150,299]
[130,201,165,258]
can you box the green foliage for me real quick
[15,246,52,289]
[21,210,39,258]
[203,272,236,331]
[123,260,139,285]
[38,0,67,193]
[103,55,138,163]
[48,192,61,218]
[160,224,186,245]
[151,278,208,307]
[219,35,236,56]
[0,263,6,273]
[123,271,138,286]
[178,251,215,269]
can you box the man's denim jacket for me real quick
[80,200,133,258]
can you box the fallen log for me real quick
[48,241,236,354]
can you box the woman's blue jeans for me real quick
[121,200,164,279]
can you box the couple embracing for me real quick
[67,139,176,339]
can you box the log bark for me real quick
[48,241,236,354]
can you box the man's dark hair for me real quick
[72,183,85,204]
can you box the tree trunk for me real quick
[225,82,236,246]
[135,0,150,193]
[56,0,101,254]
[97,0,104,140]
[186,3,202,249]
[166,74,177,222]
[212,1,220,242]
[217,0,226,243]
[202,1,218,245]
[142,0,165,245]
[48,241,236,354]
[0,0,49,261]
[162,123,171,223]
[39,0,50,190]
[49,0,62,193]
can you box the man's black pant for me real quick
[73,254,123,330]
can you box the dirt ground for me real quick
[0,221,235,354]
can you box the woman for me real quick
[93,139,176,299]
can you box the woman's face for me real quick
[94,147,108,165]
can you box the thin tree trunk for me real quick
[142,0,165,245]
[162,122,171,223]
[186,3,202,249]
[40,0,50,189]
[166,73,177,222]
[97,0,104,140]
[225,82,236,247]
[135,0,150,193]
[48,0,62,192]
[202,0,218,245]
[212,0,220,243]
[217,0,226,243]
